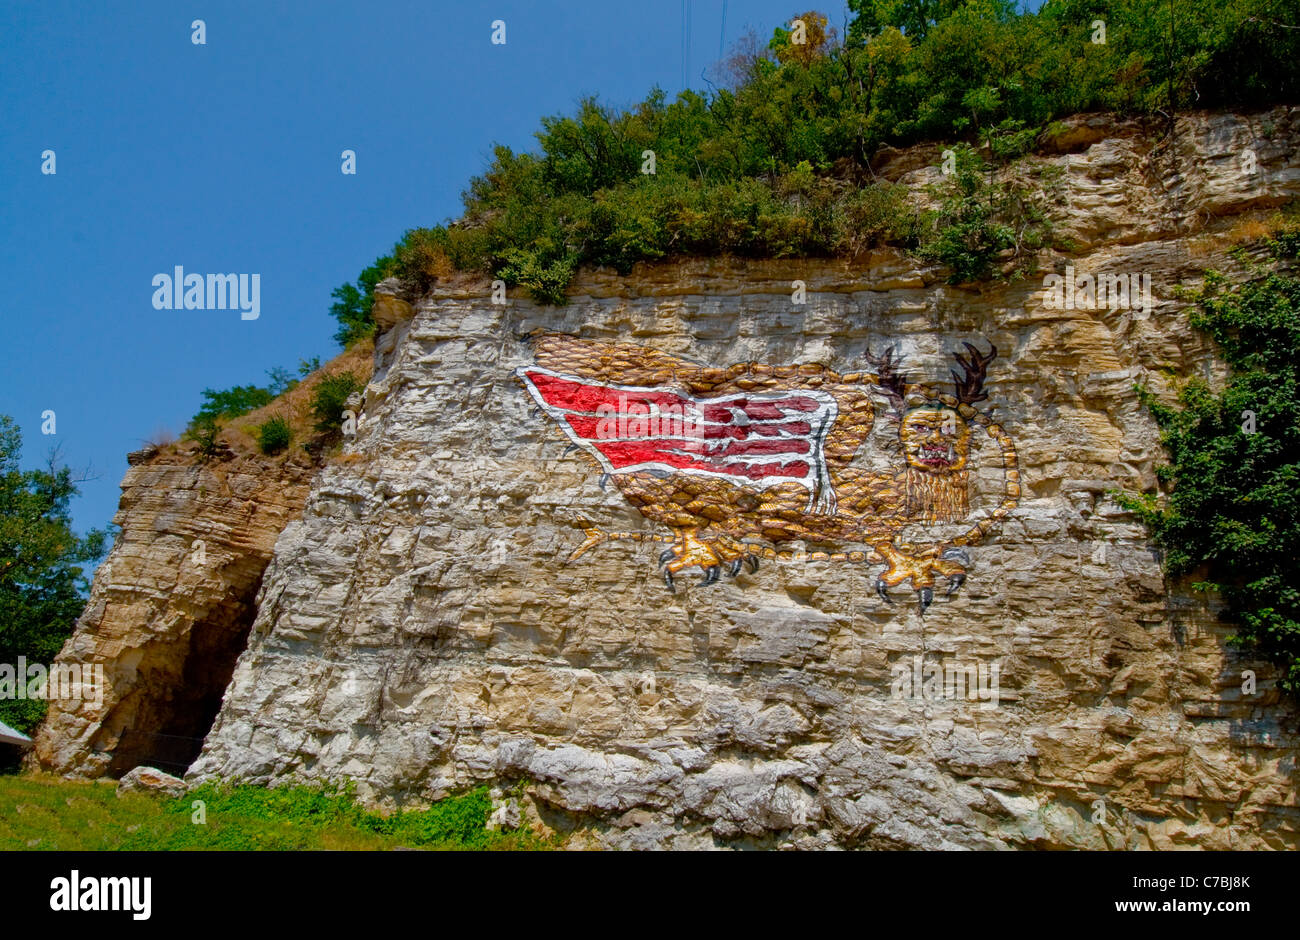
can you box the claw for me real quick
[940,548,970,599]
[728,558,744,578]
[745,554,760,573]
[659,548,676,568]
[941,548,971,566]
[599,473,611,491]
[917,587,934,614]
[702,565,720,585]
[876,578,892,605]
[563,443,580,456]
[664,569,675,593]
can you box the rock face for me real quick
[42,107,1300,849]
[117,766,187,798]
[31,452,319,778]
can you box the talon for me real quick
[599,473,611,491]
[563,443,580,456]
[939,547,970,598]
[659,548,676,567]
[918,587,934,614]
[876,578,892,605]
[664,569,675,593]
[702,565,720,585]
[940,547,971,566]
[745,554,760,573]
[728,558,744,578]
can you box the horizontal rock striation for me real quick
[31,452,319,778]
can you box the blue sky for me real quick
[0,0,853,536]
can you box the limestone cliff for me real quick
[31,452,318,777]
[31,347,373,777]
[40,108,1300,849]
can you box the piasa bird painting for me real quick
[516,333,1020,613]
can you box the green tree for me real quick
[310,372,363,435]
[1122,238,1300,692]
[191,385,273,426]
[847,0,991,44]
[266,367,299,397]
[769,11,835,67]
[330,255,395,348]
[0,417,109,734]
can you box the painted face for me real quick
[900,407,970,474]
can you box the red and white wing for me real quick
[517,366,838,514]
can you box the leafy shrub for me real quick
[184,414,223,457]
[1121,237,1300,691]
[310,372,362,435]
[984,118,1040,163]
[392,227,456,296]
[190,385,273,427]
[833,182,920,256]
[497,246,576,305]
[918,145,1016,282]
[330,256,395,348]
[184,366,309,455]
[256,416,292,455]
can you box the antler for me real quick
[950,341,997,405]
[865,346,909,416]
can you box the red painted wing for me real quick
[518,366,839,513]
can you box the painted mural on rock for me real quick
[517,333,1020,612]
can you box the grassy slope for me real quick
[181,338,377,461]
[0,773,558,851]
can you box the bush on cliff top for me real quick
[255,416,292,456]
[321,0,1299,325]
[310,371,363,436]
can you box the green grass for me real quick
[0,773,558,851]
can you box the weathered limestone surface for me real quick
[188,109,1300,849]
[31,452,319,777]
[41,108,1300,848]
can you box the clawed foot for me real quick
[873,544,970,614]
[658,531,758,593]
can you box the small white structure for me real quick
[0,720,32,747]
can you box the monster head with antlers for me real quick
[868,342,997,524]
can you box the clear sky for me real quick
[2,1,861,538]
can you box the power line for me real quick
[685,0,692,89]
[719,0,727,59]
[681,0,686,88]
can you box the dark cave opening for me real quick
[105,595,258,779]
